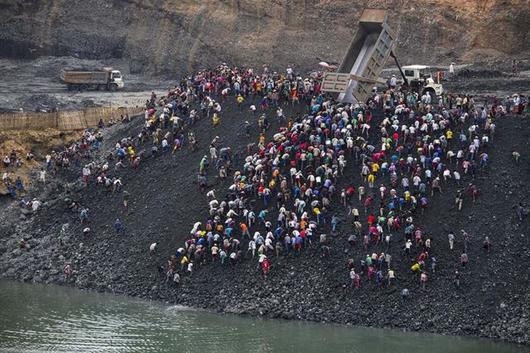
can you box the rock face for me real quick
[0,0,528,75]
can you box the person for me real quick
[350,268,356,287]
[173,272,180,286]
[63,263,73,278]
[455,190,464,211]
[114,218,124,235]
[431,257,437,274]
[247,239,256,258]
[388,269,396,286]
[15,176,24,193]
[39,168,46,183]
[236,94,244,109]
[454,270,460,288]
[389,75,397,89]
[483,236,491,252]
[244,121,251,138]
[260,255,271,278]
[514,202,527,221]
[150,242,157,254]
[405,239,412,256]
[460,252,469,267]
[2,155,10,168]
[420,271,428,290]
[122,191,129,213]
[199,155,209,174]
[212,113,221,126]
[512,151,520,164]
[448,231,455,250]
[79,208,89,224]
[461,230,470,252]
[331,214,339,233]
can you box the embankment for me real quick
[0,95,528,345]
[0,106,144,131]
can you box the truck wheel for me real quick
[67,84,73,91]
[109,84,117,92]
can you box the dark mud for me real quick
[0,97,529,345]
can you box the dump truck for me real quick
[321,9,444,103]
[321,9,396,103]
[60,67,124,91]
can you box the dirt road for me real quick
[0,57,173,112]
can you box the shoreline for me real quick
[0,278,527,349]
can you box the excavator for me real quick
[321,9,443,103]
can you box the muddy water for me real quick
[0,281,527,353]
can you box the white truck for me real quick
[60,67,124,91]
[400,65,444,97]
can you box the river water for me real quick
[0,281,527,353]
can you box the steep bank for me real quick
[1,0,528,75]
[0,93,528,345]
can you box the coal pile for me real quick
[14,94,63,112]
[0,94,529,345]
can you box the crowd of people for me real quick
[138,64,512,290]
[6,62,527,292]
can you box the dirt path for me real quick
[0,57,172,112]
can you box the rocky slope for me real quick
[0,93,528,344]
[1,0,528,75]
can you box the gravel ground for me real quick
[0,90,528,345]
[0,57,174,112]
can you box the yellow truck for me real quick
[60,67,124,91]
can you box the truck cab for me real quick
[402,65,443,96]
[110,70,124,89]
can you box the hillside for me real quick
[1,0,529,75]
[0,85,529,345]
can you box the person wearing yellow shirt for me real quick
[367,173,375,188]
[313,207,322,225]
[180,255,189,271]
[127,146,135,158]
[258,133,266,147]
[212,113,221,126]
[236,94,244,109]
[446,129,453,140]
[372,163,380,174]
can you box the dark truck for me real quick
[60,67,124,91]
